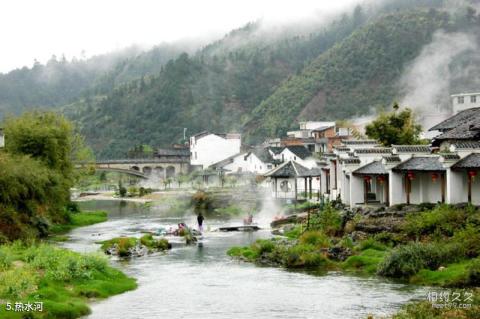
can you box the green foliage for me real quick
[404,204,471,237]
[0,242,137,319]
[246,9,451,142]
[100,237,138,257]
[284,225,302,239]
[139,234,170,250]
[365,106,423,146]
[309,203,342,236]
[50,211,108,234]
[342,249,387,274]
[298,231,330,248]
[378,242,465,278]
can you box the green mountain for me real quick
[2,0,480,158]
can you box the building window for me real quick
[472,95,477,103]
[294,156,297,160]
[458,96,464,104]
[267,164,272,169]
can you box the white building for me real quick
[278,146,316,168]
[451,92,480,114]
[209,148,278,175]
[190,132,241,169]
[0,128,4,148]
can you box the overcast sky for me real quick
[1,0,360,73]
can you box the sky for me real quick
[0,0,360,73]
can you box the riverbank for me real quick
[228,203,480,317]
[0,209,138,318]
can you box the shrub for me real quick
[309,203,342,236]
[453,224,480,257]
[299,231,330,248]
[378,242,465,278]
[404,204,467,237]
[252,239,275,255]
[284,244,325,268]
[467,258,480,286]
[0,249,12,270]
[284,225,302,239]
[140,234,170,250]
[358,237,388,251]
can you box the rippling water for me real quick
[64,200,427,319]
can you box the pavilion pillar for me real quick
[304,178,308,200]
[441,173,446,203]
[309,177,313,200]
[363,178,368,204]
[294,178,298,201]
[468,172,472,203]
[405,175,411,205]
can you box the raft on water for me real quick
[218,225,260,232]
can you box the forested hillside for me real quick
[3,0,480,158]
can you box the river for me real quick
[63,200,428,319]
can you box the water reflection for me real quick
[64,200,427,319]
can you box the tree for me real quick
[365,104,423,146]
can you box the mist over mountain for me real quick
[2,0,480,158]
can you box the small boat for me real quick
[218,225,261,232]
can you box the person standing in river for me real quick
[197,212,204,233]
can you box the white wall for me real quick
[390,172,405,205]
[279,148,316,169]
[447,170,466,203]
[190,134,241,169]
[452,93,480,113]
[350,175,364,206]
[223,153,272,174]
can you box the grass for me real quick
[342,249,387,275]
[50,211,108,235]
[0,242,137,319]
[100,235,170,256]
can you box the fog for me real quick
[1,0,361,73]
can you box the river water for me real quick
[64,200,428,319]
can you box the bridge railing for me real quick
[75,158,189,165]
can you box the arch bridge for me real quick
[76,158,190,179]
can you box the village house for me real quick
[189,131,241,169]
[208,148,279,175]
[263,105,480,206]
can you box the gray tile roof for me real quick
[247,148,274,163]
[392,145,431,153]
[383,155,401,163]
[355,148,392,154]
[341,158,361,164]
[342,139,378,145]
[311,125,334,132]
[334,146,351,152]
[429,108,480,132]
[452,153,480,169]
[264,161,310,177]
[393,157,445,172]
[440,154,461,160]
[433,123,480,141]
[353,161,388,175]
[268,147,284,155]
[285,145,313,159]
[301,167,323,177]
[452,141,480,150]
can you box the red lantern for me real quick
[468,170,477,181]
[316,177,320,181]
[377,175,385,185]
[364,176,372,182]
[431,173,438,183]
[407,171,415,180]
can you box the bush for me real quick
[404,204,467,237]
[252,239,275,255]
[309,203,342,236]
[140,234,170,250]
[299,231,330,248]
[453,224,480,257]
[358,237,388,251]
[284,244,326,268]
[467,258,480,286]
[378,242,465,278]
